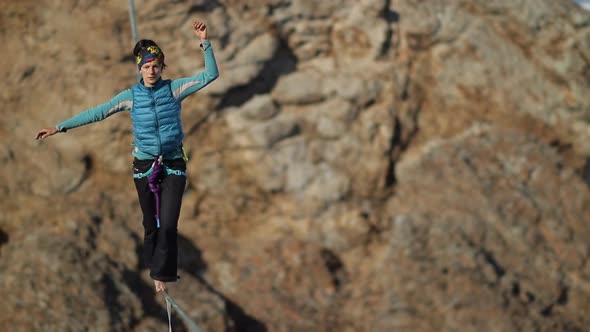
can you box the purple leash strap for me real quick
[147,156,163,228]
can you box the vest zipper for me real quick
[151,87,162,156]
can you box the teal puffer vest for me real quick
[131,79,183,157]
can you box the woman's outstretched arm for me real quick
[171,21,219,102]
[35,89,133,139]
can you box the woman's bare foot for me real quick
[154,280,167,292]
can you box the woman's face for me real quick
[140,61,162,87]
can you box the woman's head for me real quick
[133,39,167,86]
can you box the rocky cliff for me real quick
[1,0,590,331]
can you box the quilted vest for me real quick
[131,79,183,157]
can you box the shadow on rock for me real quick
[217,38,298,109]
[178,233,267,331]
[195,274,268,332]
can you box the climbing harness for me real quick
[133,156,186,228]
[132,159,186,179]
[147,156,164,228]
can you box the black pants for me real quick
[133,158,186,282]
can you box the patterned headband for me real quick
[136,45,165,69]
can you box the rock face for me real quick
[1,0,590,331]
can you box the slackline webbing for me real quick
[163,290,203,332]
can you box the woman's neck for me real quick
[143,78,161,87]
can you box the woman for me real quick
[36,21,219,292]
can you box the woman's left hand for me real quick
[192,21,207,41]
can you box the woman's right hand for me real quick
[36,127,58,140]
